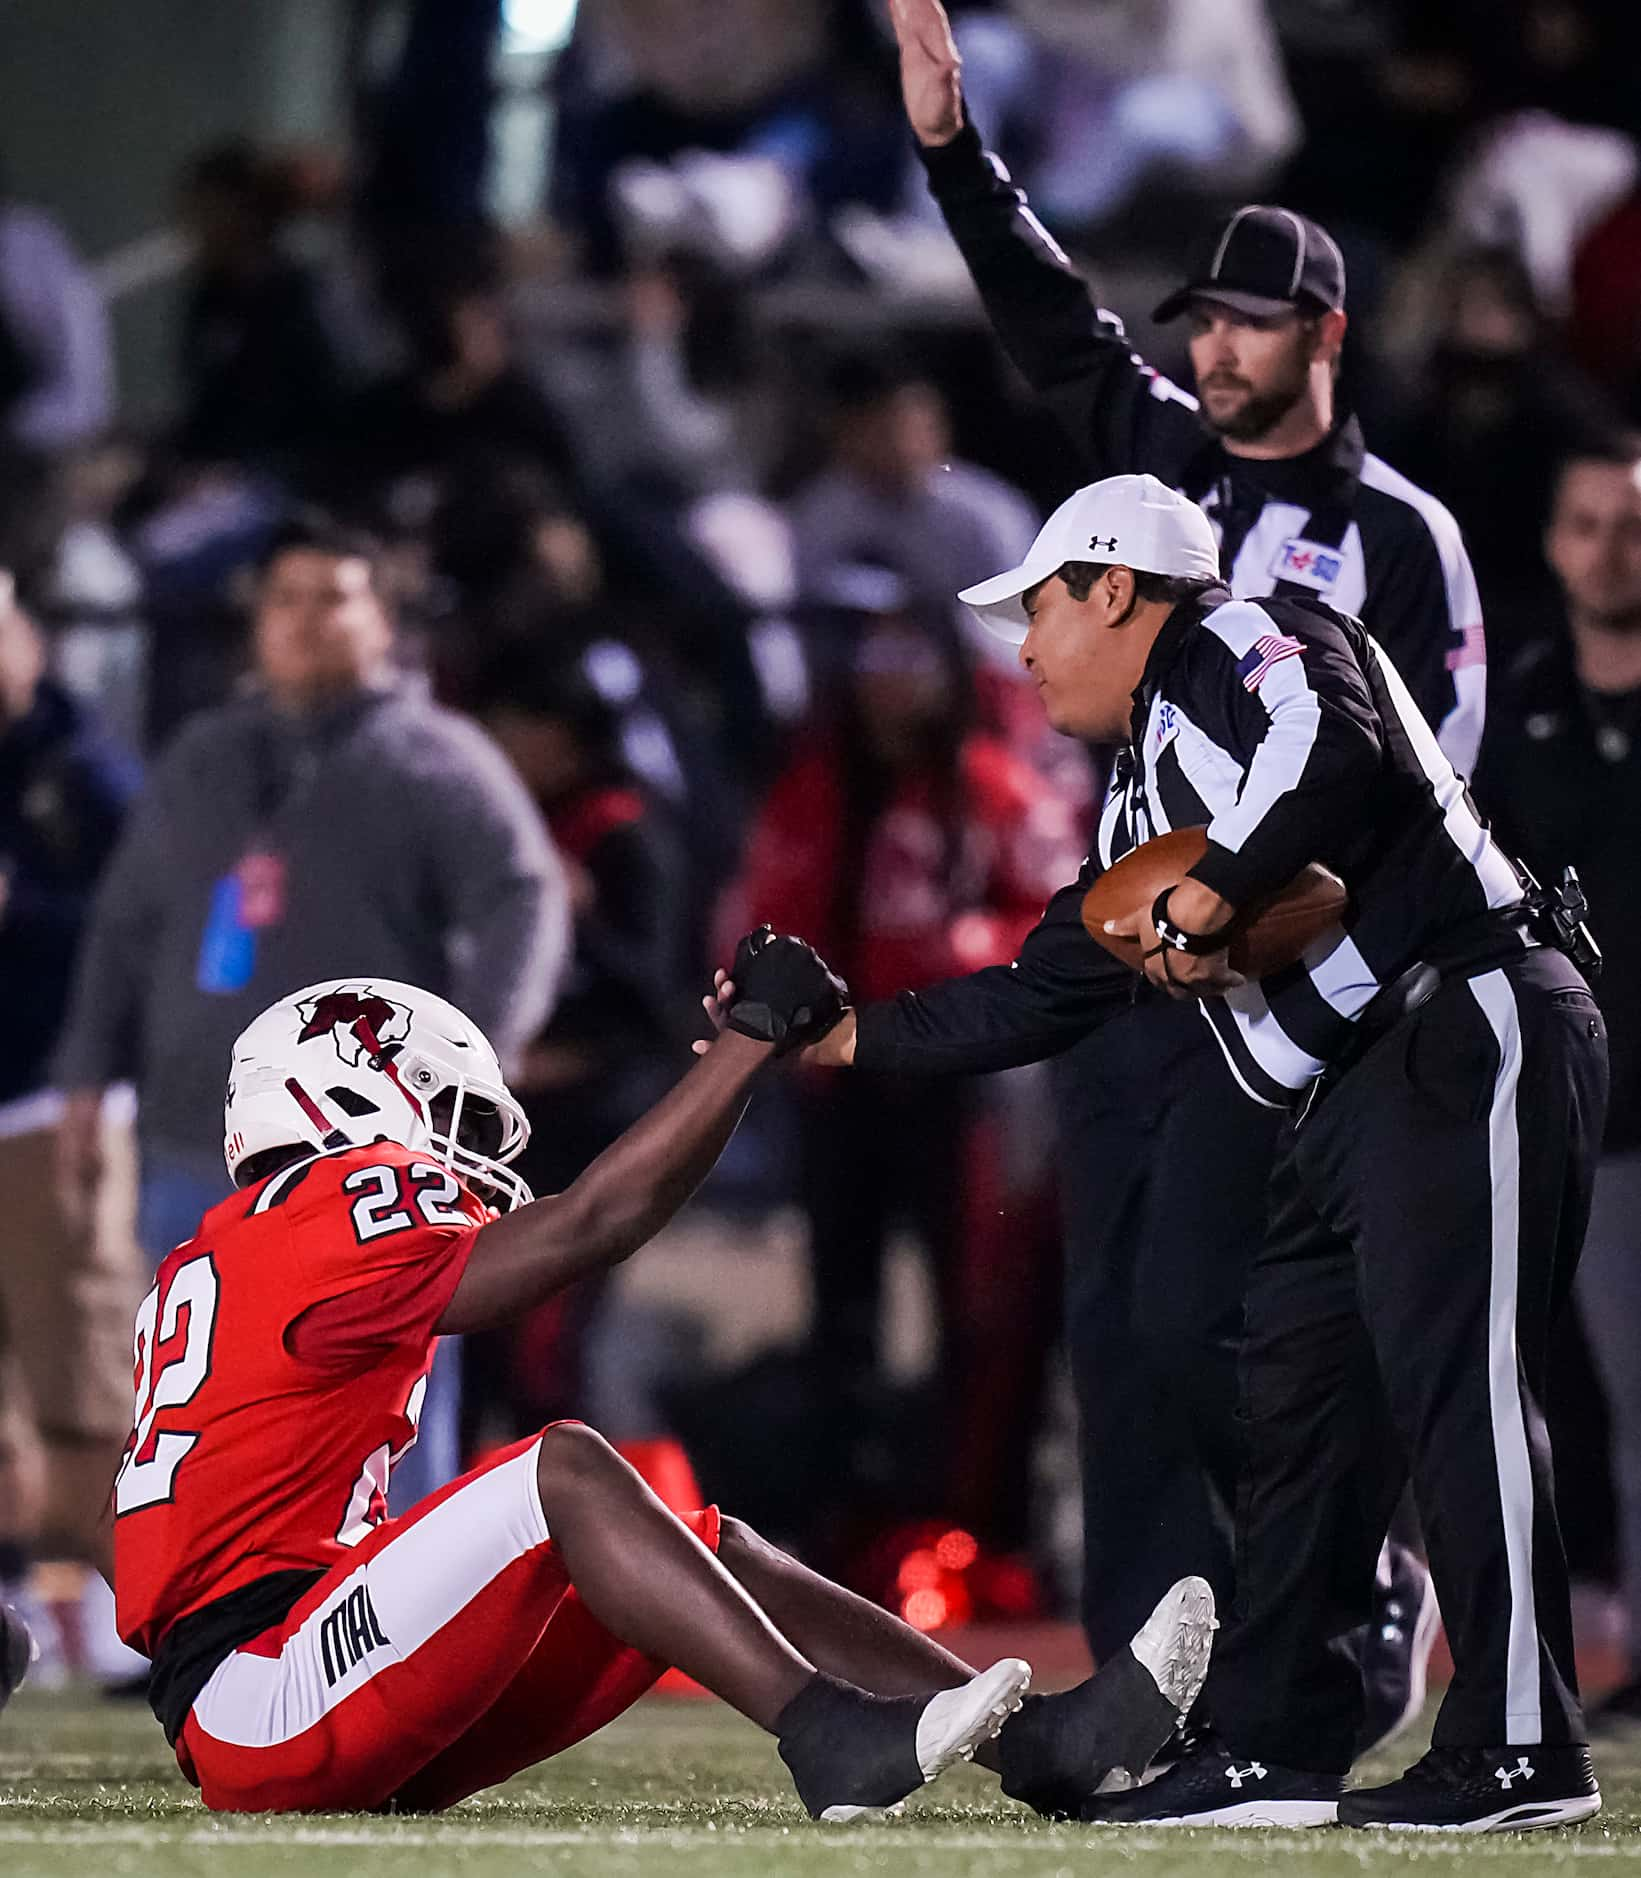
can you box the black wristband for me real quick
[1151,887,1235,957]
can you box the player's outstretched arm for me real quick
[437,929,847,1332]
[438,1028,770,1332]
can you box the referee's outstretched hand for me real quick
[693,929,851,1058]
[696,969,858,1067]
[891,0,965,148]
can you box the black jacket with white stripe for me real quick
[917,122,1486,776]
[856,588,1525,1107]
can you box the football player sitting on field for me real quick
[111,933,1214,1819]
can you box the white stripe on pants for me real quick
[192,1438,549,1750]
[1468,968,1542,1744]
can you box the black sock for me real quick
[776,1671,926,1816]
[775,1670,863,1741]
[997,1653,1178,1816]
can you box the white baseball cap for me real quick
[958,473,1221,643]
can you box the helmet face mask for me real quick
[417,1065,532,1213]
[224,980,534,1211]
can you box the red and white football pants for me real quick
[178,1428,720,1812]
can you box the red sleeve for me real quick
[286,1223,478,1370]
[278,1146,489,1372]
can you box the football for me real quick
[1082,827,1348,980]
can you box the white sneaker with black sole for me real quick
[1079,1731,1344,1827]
[1338,1745,1601,1832]
[779,1658,1032,1823]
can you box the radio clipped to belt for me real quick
[1518,861,1602,980]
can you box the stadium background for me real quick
[1,0,1640,1725]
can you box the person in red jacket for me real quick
[725,594,1082,1558]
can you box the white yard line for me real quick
[0,1820,1633,1856]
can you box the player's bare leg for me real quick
[716,1514,981,1694]
[533,1424,1029,1818]
[715,1515,1217,1816]
[715,1514,1013,1771]
[535,1425,811,1727]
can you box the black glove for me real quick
[725,925,849,1056]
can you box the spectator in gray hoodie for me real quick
[52,513,570,1501]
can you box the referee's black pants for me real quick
[1202,949,1608,1770]
[1055,996,1282,1661]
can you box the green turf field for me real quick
[3,1690,1639,1877]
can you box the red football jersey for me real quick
[114,1142,487,1657]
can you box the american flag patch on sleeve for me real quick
[1445,623,1485,672]
[1236,634,1306,691]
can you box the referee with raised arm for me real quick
[886,0,1483,1732]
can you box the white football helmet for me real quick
[224,978,533,1210]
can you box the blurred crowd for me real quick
[5,0,1641,1673]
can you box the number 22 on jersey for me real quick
[115,1254,220,1515]
[114,1160,465,1523]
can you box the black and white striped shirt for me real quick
[916,122,1487,776]
[856,587,1525,1106]
[1100,589,1522,1105]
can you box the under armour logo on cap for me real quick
[958,473,1220,645]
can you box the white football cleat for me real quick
[822,1657,1033,1822]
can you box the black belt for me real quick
[1299,911,1536,1121]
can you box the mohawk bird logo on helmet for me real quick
[295,988,412,1065]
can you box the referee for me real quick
[791,475,1605,1830]
[889,0,1482,1717]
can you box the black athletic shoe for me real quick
[1356,1541,1441,1755]
[1079,1732,1344,1827]
[1139,1714,1205,1785]
[777,1658,1030,1822]
[1339,1745,1601,1832]
[0,1604,35,1713]
[998,1576,1217,1818]
[1588,1676,1641,1739]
